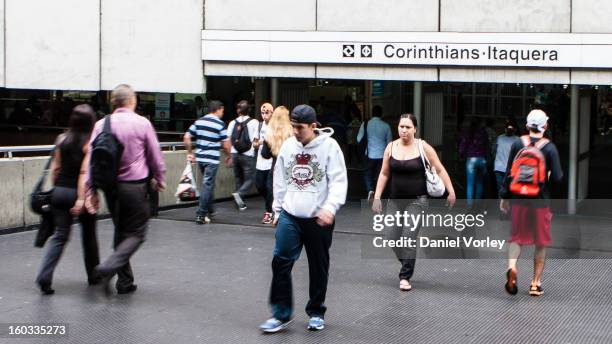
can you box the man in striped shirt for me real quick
[184,100,231,224]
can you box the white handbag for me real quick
[418,139,446,197]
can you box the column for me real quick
[568,85,579,215]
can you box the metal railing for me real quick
[0,142,186,158]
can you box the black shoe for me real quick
[37,282,55,295]
[195,215,205,225]
[117,284,137,294]
[88,276,102,286]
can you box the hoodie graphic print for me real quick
[273,128,348,219]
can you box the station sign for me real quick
[202,30,612,69]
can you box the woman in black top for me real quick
[372,114,455,291]
[35,105,99,294]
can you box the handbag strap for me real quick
[417,139,432,170]
[34,147,56,192]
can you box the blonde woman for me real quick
[261,106,293,167]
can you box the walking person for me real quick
[357,105,392,200]
[35,105,100,295]
[258,105,347,333]
[184,100,231,224]
[372,114,455,291]
[501,109,563,297]
[458,117,490,206]
[253,102,274,224]
[259,106,293,169]
[227,100,260,210]
[493,120,520,198]
[85,84,166,294]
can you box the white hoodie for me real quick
[273,128,348,219]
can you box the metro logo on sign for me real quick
[361,45,372,58]
[342,44,355,58]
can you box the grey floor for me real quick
[1,199,611,344]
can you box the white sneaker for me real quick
[232,192,247,211]
[367,191,374,202]
[258,318,293,333]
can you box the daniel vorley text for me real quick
[372,236,506,250]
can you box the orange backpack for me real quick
[509,136,549,197]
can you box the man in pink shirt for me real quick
[85,84,166,294]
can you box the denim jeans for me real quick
[232,153,256,197]
[255,169,273,213]
[269,210,334,321]
[465,157,488,205]
[197,162,219,216]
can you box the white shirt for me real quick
[227,115,260,157]
[256,122,273,170]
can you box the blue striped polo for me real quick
[187,114,228,164]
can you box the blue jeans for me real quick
[465,157,487,205]
[269,211,334,321]
[197,162,219,216]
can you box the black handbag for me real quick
[30,149,55,215]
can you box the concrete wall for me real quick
[1,1,612,90]
[572,1,612,33]
[101,0,204,93]
[441,0,570,32]
[0,150,242,230]
[317,0,438,31]
[0,158,23,228]
[2,0,204,93]
[201,0,612,85]
[205,0,316,30]
[5,0,100,90]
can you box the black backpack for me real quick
[231,118,253,153]
[90,115,124,192]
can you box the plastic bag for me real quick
[175,162,200,202]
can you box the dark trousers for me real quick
[36,186,99,286]
[495,171,506,198]
[255,169,273,213]
[197,162,219,216]
[364,158,383,193]
[386,197,428,281]
[232,153,256,197]
[269,210,334,321]
[99,182,149,290]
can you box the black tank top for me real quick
[389,142,427,199]
[55,139,85,189]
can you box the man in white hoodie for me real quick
[258,104,348,333]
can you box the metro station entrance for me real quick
[205,76,612,203]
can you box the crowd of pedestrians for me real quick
[32,85,563,334]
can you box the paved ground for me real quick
[1,199,612,344]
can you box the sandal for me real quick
[399,279,412,291]
[505,268,518,295]
[529,284,543,296]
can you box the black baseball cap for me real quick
[290,104,318,124]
